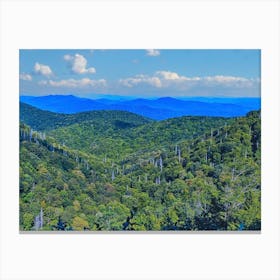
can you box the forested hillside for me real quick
[20,102,152,131]
[20,104,261,231]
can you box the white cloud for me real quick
[34,62,53,77]
[120,71,195,89]
[155,71,197,82]
[64,54,96,74]
[204,75,248,84]
[39,78,106,88]
[156,71,181,80]
[119,70,258,91]
[119,74,162,88]
[20,73,32,81]
[146,49,160,56]
[63,54,72,61]
[202,75,257,88]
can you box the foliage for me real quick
[20,104,261,231]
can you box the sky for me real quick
[19,49,261,98]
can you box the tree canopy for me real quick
[20,104,261,231]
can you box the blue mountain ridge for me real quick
[20,94,261,120]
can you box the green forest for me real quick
[20,102,261,231]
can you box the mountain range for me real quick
[20,95,261,120]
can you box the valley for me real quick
[19,102,261,231]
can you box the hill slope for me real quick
[19,107,261,231]
[20,102,153,131]
[20,102,233,160]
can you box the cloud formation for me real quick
[64,54,96,74]
[146,49,160,56]
[20,73,32,81]
[119,74,162,88]
[38,78,106,88]
[34,62,53,77]
[119,71,259,91]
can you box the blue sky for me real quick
[19,49,260,98]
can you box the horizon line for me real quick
[19,93,261,99]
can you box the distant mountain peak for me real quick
[157,96,177,101]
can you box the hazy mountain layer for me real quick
[20,95,261,120]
